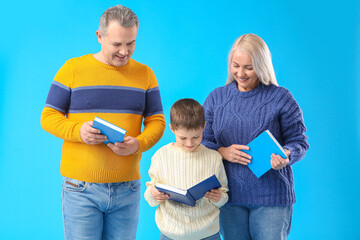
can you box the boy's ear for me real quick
[169,124,175,133]
[204,122,207,128]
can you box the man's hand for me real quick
[80,121,107,144]
[150,186,169,202]
[107,136,140,156]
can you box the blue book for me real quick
[244,130,288,178]
[92,117,127,144]
[155,174,222,206]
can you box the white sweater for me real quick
[144,143,228,240]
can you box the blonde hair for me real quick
[226,33,278,86]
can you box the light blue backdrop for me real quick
[0,0,359,239]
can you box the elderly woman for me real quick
[202,33,309,240]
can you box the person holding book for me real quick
[144,98,228,240]
[202,33,309,240]
[40,5,166,239]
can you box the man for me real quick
[41,5,165,240]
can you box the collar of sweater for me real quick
[229,81,265,98]
[169,143,205,154]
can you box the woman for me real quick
[202,33,309,240]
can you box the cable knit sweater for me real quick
[202,81,309,206]
[144,143,228,240]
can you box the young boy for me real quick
[144,98,228,240]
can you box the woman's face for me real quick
[230,49,259,92]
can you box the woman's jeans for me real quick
[220,204,293,240]
[62,177,141,240]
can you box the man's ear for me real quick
[95,30,103,44]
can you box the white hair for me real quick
[226,33,278,86]
[98,5,139,36]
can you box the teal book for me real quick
[244,130,287,178]
[155,174,222,206]
[92,117,127,144]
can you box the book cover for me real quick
[155,174,222,206]
[92,117,127,144]
[244,130,288,178]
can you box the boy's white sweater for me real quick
[144,143,228,240]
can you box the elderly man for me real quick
[41,5,165,239]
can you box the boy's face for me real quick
[170,125,204,152]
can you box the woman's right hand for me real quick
[218,145,252,165]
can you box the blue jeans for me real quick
[62,177,141,240]
[160,232,221,240]
[220,204,293,240]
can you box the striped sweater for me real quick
[41,54,166,183]
[202,81,309,206]
[144,143,228,240]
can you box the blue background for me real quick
[0,0,359,239]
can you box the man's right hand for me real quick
[80,121,107,144]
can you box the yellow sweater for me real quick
[41,54,166,183]
[144,143,228,240]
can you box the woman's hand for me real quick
[205,188,223,203]
[150,186,169,202]
[271,149,291,170]
[218,145,252,165]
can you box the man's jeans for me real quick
[62,177,141,240]
[220,204,293,240]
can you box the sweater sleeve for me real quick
[202,91,222,150]
[211,159,229,208]
[40,61,83,142]
[279,90,309,165]
[135,67,166,153]
[144,151,161,207]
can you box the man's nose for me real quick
[118,46,128,55]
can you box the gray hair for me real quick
[226,34,278,86]
[99,5,139,36]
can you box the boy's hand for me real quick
[150,186,170,202]
[205,188,222,203]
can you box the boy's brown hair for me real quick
[170,98,205,130]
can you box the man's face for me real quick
[97,21,138,67]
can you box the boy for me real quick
[144,98,228,240]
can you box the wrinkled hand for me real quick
[107,136,140,156]
[150,186,169,202]
[80,121,107,144]
[218,145,252,165]
[205,188,222,203]
[271,149,291,170]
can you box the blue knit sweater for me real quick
[202,81,309,206]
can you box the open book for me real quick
[92,117,127,144]
[244,130,288,178]
[155,174,221,206]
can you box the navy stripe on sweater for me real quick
[45,81,163,116]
